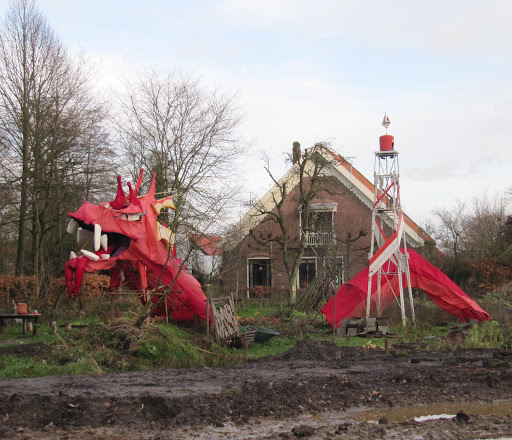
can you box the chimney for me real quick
[292,141,301,164]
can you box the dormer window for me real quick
[299,202,337,246]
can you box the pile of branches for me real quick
[295,267,338,312]
[107,318,143,349]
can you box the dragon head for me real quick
[64,169,207,320]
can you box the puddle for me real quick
[173,400,512,439]
[359,399,512,423]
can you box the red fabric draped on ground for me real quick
[321,249,489,328]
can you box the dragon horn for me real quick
[110,175,127,210]
[134,169,144,194]
[147,172,157,198]
[127,181,142,208]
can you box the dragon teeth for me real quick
[100,234,108,251]
[80,249,99,261]
[94,224,102,251]
[101,254,110,260]
[70,251,77,260]
[67,218,79,234]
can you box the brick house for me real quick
[220,143,429,299]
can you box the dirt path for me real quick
[1,340,511,439]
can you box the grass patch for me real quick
[234,300,391,358]
[1,321,53,344]
[242,335,298,358]
[0,355,59,377]
[391,321,449,344]
[2,298,511,378]
[134,324,205,369]
[237,301,284,319]
[464,320,511,349]
[237,333,388,360]
[0,319,243,377]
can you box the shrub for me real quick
[0,274,111,316]
[464,320,511,349]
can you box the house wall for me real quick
[220,175,377,297]
[189,250,222,281]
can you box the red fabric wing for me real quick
[322,249,489,327]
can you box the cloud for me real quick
[220,0,512,60]
[3,0,511,226]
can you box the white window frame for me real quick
[247,257,272,298]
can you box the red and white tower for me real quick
[366,115,415,325]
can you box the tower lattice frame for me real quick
[366,148,415,325]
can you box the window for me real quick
[299,202,337,246]
[299,258,317,288]
[310,211,332,232]
[247,258,272,288]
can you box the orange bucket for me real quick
[379,135,394,151]
[16,303,28,314]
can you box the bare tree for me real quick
[113,70,247,243]
[250,143,338,305]
[431,193,511,288]
[463,194,509,261]
[0,0,114,299]
[432,201,467,259]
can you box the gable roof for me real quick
[223,145,430,249]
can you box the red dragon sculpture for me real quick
[64,170,207,321]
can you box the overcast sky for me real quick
[1,0,511,226]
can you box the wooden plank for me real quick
[210,296,241,344]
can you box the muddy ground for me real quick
[1,339,511,439]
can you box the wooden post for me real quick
[333,284,337,336]
[205,284,211,340]
[65,322,72,332]
[110,294,116,319]
[1,322,9,337]
[164,292,169,324]
[27,321,33,333]
[385,338,389,354]
[33,323,40,336]
[50,321,57,335]
[243,338,248,363]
